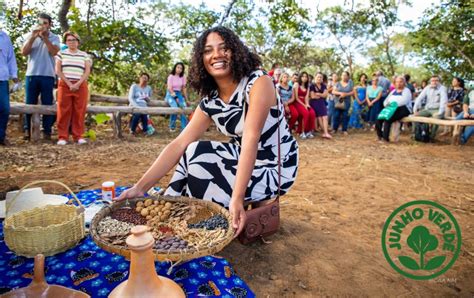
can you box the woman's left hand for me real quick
[229,199,246,238]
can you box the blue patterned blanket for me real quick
[0,187,254,297]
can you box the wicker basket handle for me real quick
[6,180,85,214]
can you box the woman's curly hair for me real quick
[188,26,261,98]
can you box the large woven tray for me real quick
[90,196,234,262]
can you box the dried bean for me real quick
[111,208,147,225]
[188,215,228,230]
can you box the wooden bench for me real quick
[389,116,474,144]
[10,95,193,141]
[90,94,169,107]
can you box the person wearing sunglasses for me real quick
[55,32,91,145]
[21,13,60,141]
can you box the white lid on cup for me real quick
[102,181,115,188]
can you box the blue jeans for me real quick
[0,81,9,141]
[327,99,335,128]
[333,100,350,132]
[349,101,365,129]
[130,113,148,133]
[23,76,55,135]
[456,109,474,144]
[165,90,188,130]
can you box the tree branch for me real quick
[87,0,93,36]
[218,0,237,26]
[425,30,474,69]
[18,0,24,20]
[58,0,72,32]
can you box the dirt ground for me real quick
[1,120,473,297]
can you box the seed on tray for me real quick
[111,208,147,225]
[154,236,188,251]
[188,215,229,230]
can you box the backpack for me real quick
[414,123,430,142]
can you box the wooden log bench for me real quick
[388,116,474,144]
[10,102,193,142]
[90,94,169,107]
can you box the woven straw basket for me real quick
[4,180,85,257]
[90,196,234,262]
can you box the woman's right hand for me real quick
[113,185,144,202]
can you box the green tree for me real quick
[410,0,473,78]
[315,5,372,75]
[66,4,170,95]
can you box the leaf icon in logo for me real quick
[406,226,439,269]
[424,256,446,271]
[407,226,438,254]
[398,256,420,270]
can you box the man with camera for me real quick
[21,13,60,141]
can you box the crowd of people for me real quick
[0,13,473,147]
[269,63,474,145]
[0,13,190,146]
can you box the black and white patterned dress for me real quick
[165,70,299,207]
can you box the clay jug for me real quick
[109,225,185,298]
[0,254,89,298]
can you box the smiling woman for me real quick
[115,26,299,237]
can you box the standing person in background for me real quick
[272,68,282,84]
[413,82,421,98]
[327,73,338,131]
[366,74,383,130]
[349,73,367,129]
[55,32,91,145]
[322,73,328,86]
[421,80,428,89]
[375,76,412,142]
[165,62,188,132]
[405,74,415,96]
[413,75,448,140]
[289,72,298,87]
[308,72,331,139]
[291,72,315,139]
[0,29,18,146]
[21,13,60,141]
[276,73,297,121]
[371,70,390,127]
[128,72,153,136]
[332,71,354,135]
[389,75,396,93]
[268,62,279,78]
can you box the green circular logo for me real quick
[381,200,461,280]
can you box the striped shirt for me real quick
[56,49,91,80]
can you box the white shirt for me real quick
[384,87,413,113]
[414,84,448,115]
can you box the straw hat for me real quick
[0,187,68,218]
